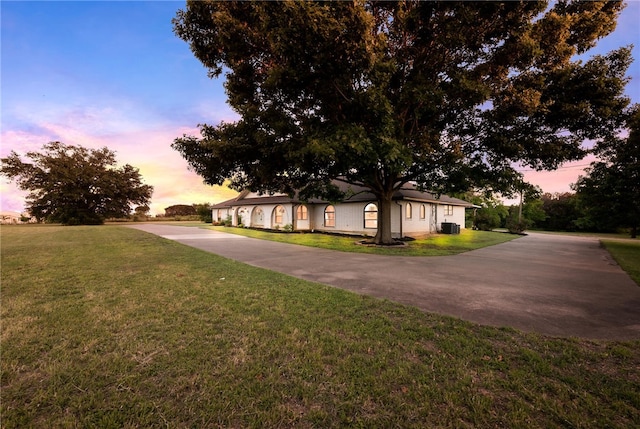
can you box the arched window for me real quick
[364,203,378,229]
[296,205,308,220]
[324,205,335,227]
[420,204,426,220]
[252,207,263,225]
[406,202,413,219]
[274,205,285,224]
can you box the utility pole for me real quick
[518,189,523,223]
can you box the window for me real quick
[364,203,378,229]
[274,205,285,224]
[444,205,454,216]
[324,205,335,227]
[406,202,413,219]
[296,205,308,220]
[420,204,426,220]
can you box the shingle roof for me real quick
[211,180,475,209]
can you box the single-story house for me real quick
[0,211,32,224]
[211,181,475,238]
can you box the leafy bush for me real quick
[506,216,529,234]
[193,203,213,223]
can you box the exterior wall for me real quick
[311,201,425,238]
[234,206,251,226]
[294,204,311,230]
[213,208,232,223]
[310,202,372,236]
[396,201,467,235]
[269,204,293,229]
[390,202,402,238]
[250,206,265,227]
[436,204,466,231]
[399,201,434,236]
[225,203,295,229]
[1,211,27,224]
[214,200,468,235]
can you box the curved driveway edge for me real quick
[129,224,640,341]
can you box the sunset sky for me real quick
[2,1,639,215]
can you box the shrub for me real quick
[506,216,529,234]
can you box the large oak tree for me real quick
[1,142,153,225]
[172,0,631,244]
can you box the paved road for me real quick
[129,224,640,340]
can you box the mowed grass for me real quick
[602,239,640,286]
[2,225,639,428]
[205,225,519,256]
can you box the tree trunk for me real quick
[631,224,637,239]
[374,192,396,245]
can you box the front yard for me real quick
[205,225,520,256]
[2,225,638,427]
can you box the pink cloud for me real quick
[1,114,238,216]
[522,155,597,195]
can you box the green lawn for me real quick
[205,225,520,256]
[2,225,639,428]
[602,239,640,286]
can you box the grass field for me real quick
[602,240,640,286]
[2,225,639,428]
[205,225,519,256]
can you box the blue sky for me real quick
[1,1,639,215]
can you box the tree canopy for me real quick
[537,192,582,232]
[164,204,197,217]
[574,107,640,237]
[172,0,631,244]
[0,142,153,225]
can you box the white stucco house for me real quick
[0,211,32,224]
[211,181,475,238]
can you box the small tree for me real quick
[193,203,213,223]
[456,192,507,231]
[506,185,546,233]
[1,142,153,225]
[133,205,150,221]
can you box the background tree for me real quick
[133,204,151,221]
[1,142,153,225]
[506,185,546,234]
[172,1,631,244]
[193,203,213,223]
[574,107,640,238]
[538,192,582,231]
[164,204,197,217]
[457,192,508,231]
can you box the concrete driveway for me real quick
[129,224,640,340]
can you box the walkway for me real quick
[129,224,640,340]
